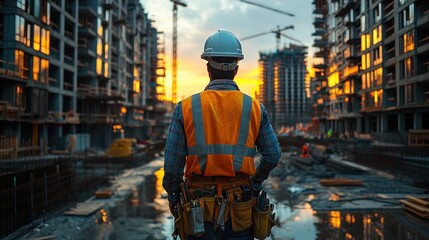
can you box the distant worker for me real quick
[300,143,310,158]
[327,129,333,138]
[163,29,281,240]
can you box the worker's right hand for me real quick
[169,201,178,218]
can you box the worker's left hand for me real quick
[169,201,178,218]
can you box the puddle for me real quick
[269,192,429,240]
[78,170,429,240]
[78,168,174,240]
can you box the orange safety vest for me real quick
[182,90,262,178]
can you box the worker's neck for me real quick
[210,78,234,82]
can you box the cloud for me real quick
[140,0,314,99]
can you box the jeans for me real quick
[187,220,253,240]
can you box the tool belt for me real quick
[173,174,276,240]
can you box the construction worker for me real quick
[300,143,310,158]
[163,29,281,240]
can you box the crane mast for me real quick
[171,0,187,103]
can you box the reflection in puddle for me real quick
[79,166,173,240]
[269,187,429,240]
[80,169,429,240]
[329,193,341,201]
[270,194,317,240]
[97,209,109,224]
[315,210,429,240]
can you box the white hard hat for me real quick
[201,30,244,71]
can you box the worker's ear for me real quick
[233,65,239,77]
[207,63,212,79]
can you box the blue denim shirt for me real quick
[163,79,281,201]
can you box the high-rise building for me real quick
[312,0,429,144]
[257,45,310,131]
[0,0,79,157]
[311,0,330,134]
[0,0,163,157]
[326,0,362,137]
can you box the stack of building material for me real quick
[95,189,114,198]
[290,155,314,170]
[64,202,104,216]
[319,178,364,186]
[400,196,429,219]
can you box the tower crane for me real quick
[240,25,303,50]
[170,0,187,103]
[239,0,294,17]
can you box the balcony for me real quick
[0,60,19,77]
[313,8,327,15]
[78,23,96,37]
[313,17,327,27]
[417,12,429,27]
[80,113,121,124]
[0,101,25,121]
[77,85,125,101]
[313,63,327,69]
[79,6,97,17]
[417,33,429,52]
[312,29,326,36]
[313,39,329,47]
[335,0,355,17]
[47,111,80,124]
[0,136,42,160]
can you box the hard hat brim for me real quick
[201,52,244,60]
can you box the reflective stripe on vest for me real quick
[189,93,256,174]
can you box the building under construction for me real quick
[0,0,167,156]
[311,0,429,144]
[0,1,169,237]
[257,45,311,130]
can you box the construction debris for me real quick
[320,178,364,186]
[30,235,56,240]
[95,189,114,198]
[64,202,104,216]
[400,196,429,219]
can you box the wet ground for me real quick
[21,152,429,240]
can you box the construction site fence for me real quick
[0,141,165,239]
[278,136,429,186]
[0,156,129,239]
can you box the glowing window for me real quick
[372,25,382,45]
[344,81,350,94]
[96,58,102,75]
[402,31,414,53]
[33,56,40,81]
[33,24,41,51]
[362,73,366,89]
[41,58,49,83]
[366,53,371,69]
[41,28,50,54]
[373,46,382,65]
[361,35,366,51]
[366,34,371,48]
[104,62,109,78]
[97,38,102,56]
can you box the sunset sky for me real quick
[140,0,314,101]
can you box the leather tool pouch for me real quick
[229,198,254,232]
[252,205,276,239]
[199,197,216,222]
[174,204,187,240]
[176,197,218,239]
